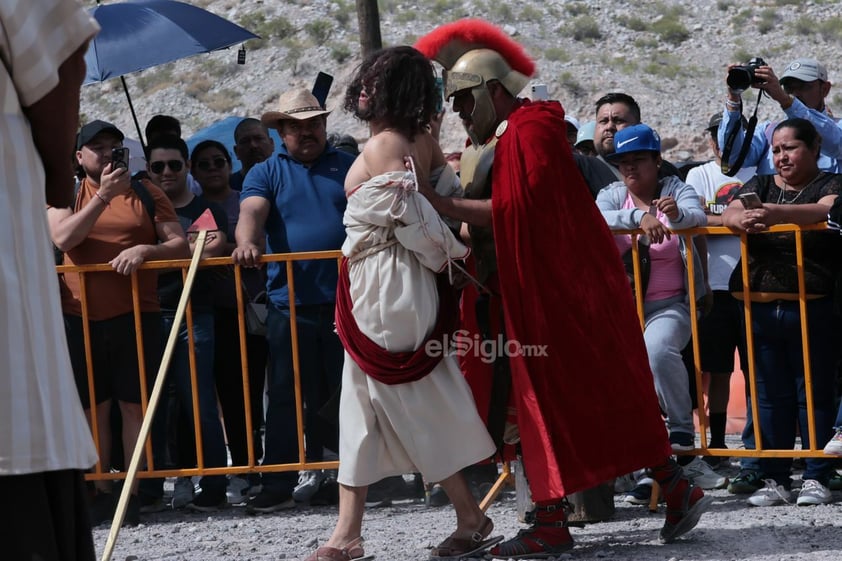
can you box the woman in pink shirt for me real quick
[597,124,709,500]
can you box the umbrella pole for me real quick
[121,76,147,152]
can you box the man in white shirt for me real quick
[685,113,758,490]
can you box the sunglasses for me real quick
[150,160,184,174]
[196,157,228,171]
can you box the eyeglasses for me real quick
[195,157,228,171]
[150,160,184,174]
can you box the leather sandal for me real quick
[430,516,503,559]
[303,537,374,561]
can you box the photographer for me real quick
[719,58,842,175]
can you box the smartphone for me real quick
[311,72,333,108]
[434,76,444,113]
[531,83,549,101]
[111,147,129,170]
[738,192,763,209]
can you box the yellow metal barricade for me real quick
[59,224,837,486]
[57,250,343,482]
[618,223,833,460]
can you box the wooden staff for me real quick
[101,230,208,561]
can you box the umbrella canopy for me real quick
[185,116,283,174]
[84,0,258,84]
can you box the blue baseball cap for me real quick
[607,123,661,161]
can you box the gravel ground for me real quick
[94,454,842,561]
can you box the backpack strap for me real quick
[131,178,156,224]
[54,182,84,265]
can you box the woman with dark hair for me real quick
[190,140,269,503]
[722,117,842,507]
[304,46,496,561]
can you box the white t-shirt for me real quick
[684,161,756,290]
[0,0,99,474]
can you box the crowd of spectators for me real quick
[51,55,842,528]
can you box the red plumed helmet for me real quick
[415,19,535,98]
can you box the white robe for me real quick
[338,169,496,486]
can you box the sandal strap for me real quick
[342,536,364,552]
[432,516,493,556]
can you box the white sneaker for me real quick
[683,457,728,490]
[171,477,195,509]
[796,479,832,506]
[226,475,250,505]
[292,470,327,502]
[746,479,791,507]
[823,427,842,456]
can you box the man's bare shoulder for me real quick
[365,130,413,154]
[362,131,411,176]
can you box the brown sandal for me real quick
[303,537,374,561]
[430,516,503,559]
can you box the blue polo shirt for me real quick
[241,143,354,307]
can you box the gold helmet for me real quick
[416,19,535,145]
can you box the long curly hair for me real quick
[344,46,437,138]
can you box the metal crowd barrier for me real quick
[621,222,833,460]
[59,223,837,487]
[57,250,343,482]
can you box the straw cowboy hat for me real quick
[261,88,331,126]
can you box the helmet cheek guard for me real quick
[416,20,535,145]
[445,49,530,145]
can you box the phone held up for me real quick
[738,192,763,209]
[531,83,549,101]
[111,147,129,171]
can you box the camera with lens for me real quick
[727,57,767,93]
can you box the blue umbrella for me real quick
[84,0,258,144]
[186,116,283,173]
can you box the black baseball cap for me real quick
[76,120,124,150]
[707,113,722,131]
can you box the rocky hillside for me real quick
[80,0,842,163]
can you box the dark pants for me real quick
[0,469,95,561]
[750,298,839,486]
[213,306,268,467]
[261,302,343,494]
[146,312,227,496]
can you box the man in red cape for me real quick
[416,19,712,557]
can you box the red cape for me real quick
[491,100,671,501]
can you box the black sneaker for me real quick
[727,469,765,494]
[187,490,228,513]
[138,493,166,514]
[364,475,403,508]
[245,490,295,514]
[427,484,450,507]
[669,431,695,452]
[88,492,115,526]
[624,482,653,505]
[124,495,140,527]
[309,476,339,506]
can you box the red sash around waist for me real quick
[335,257,458,385]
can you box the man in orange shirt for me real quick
[47,120,188,525]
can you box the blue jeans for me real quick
[643,296,694,436]
[150,312,227,495]
[750,298,839,487]
[261,303,343,494]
